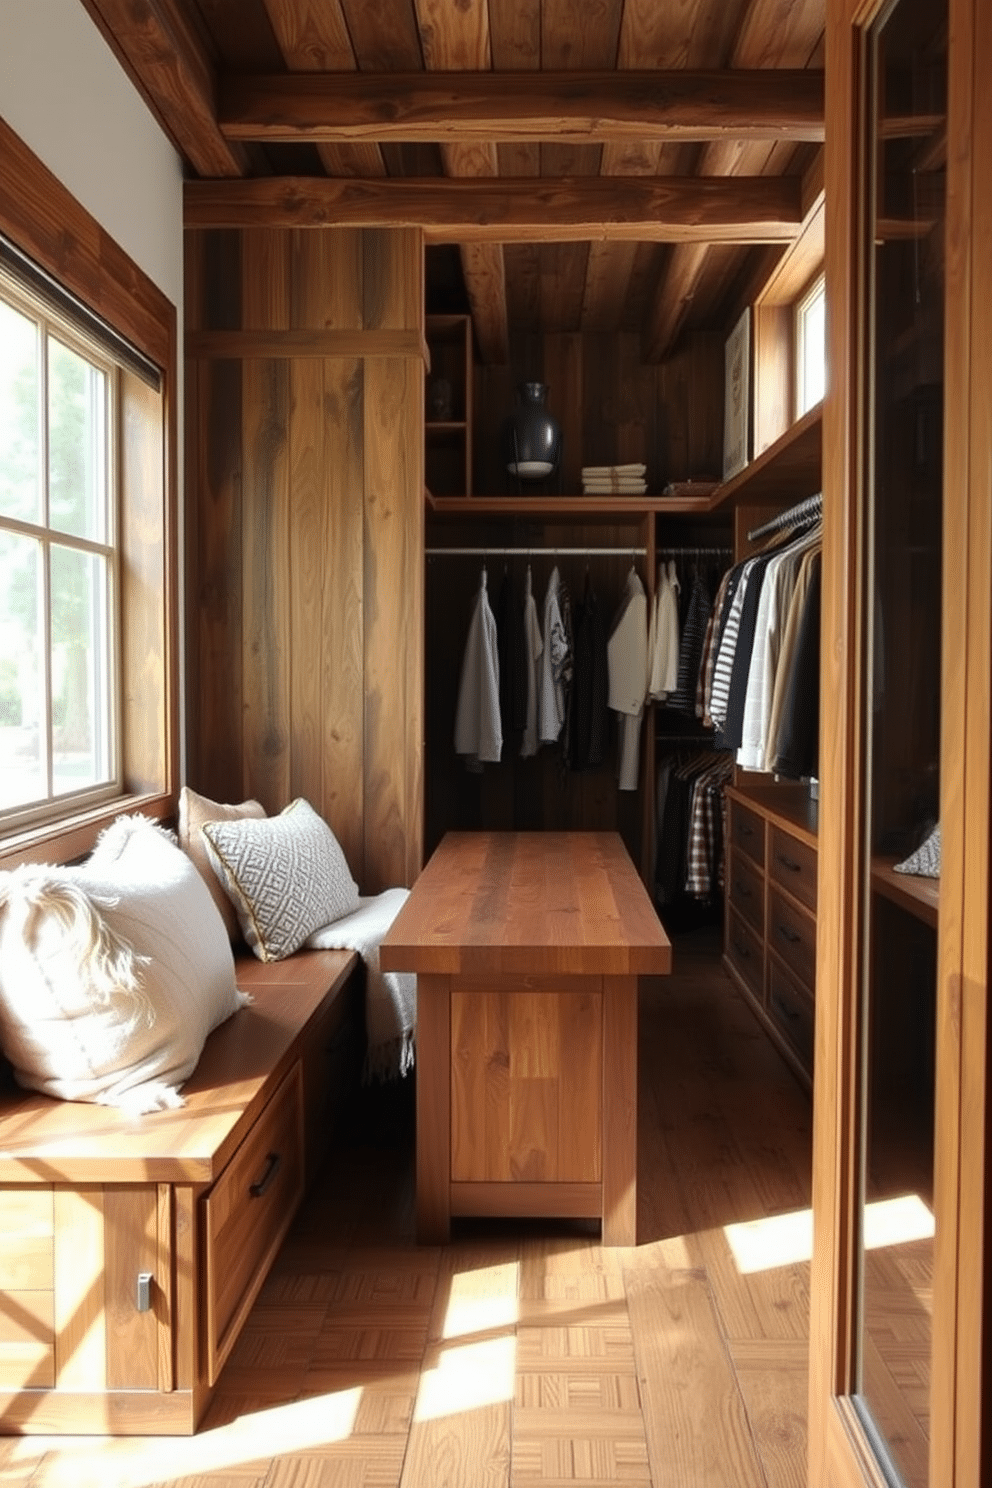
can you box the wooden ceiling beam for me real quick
[78,0,246,178]
[218,69,825,144]
[185,174,803,242]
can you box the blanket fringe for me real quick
[363,1030,415,1085]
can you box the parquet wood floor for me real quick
[0,924,817,1488]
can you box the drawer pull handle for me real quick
[249,1151,282,1198]
[738,823,755,838]
[738,883,753,898]
[777,853,802,873]
[774,998,800,1023]
[732,938,751,960]
[777,923,802,945]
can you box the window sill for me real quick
[0,790,174,869]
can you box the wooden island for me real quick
[380,831,672,1246]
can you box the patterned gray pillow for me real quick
[202,799,360,961]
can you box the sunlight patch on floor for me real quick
[725,1193,934,1275]
[863,1194,934,1251]
[18,1388,362,1488]
[724,1207,814,1274]
[413,1335,516,1421]
[442,1260,519,1339]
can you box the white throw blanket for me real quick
[305,888,415,1081]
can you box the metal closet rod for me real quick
[425,544,733,558]
[747,491,823,543]
[425,545,647,557]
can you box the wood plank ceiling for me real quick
[80,0,825,364]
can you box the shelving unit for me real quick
[424,313,472,497]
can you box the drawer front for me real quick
[729,800,765,869]
[768,962,815,1076]
[204,1063,304,1384]
[729,849,764,938]
[726,908,763,1003]
[769,827,818,913]
[768,886,816,992]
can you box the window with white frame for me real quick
[796,273,826,415]
[0,271,121,828]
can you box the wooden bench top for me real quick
[381,831,672,978]
[0,948,358,1187]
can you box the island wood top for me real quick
[380,831,672,978]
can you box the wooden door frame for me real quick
[810,0,992,1484]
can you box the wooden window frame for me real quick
[0,116,179,868]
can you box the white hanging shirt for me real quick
[454,567,502,766]
[608,567,648,791]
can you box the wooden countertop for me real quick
[380,831,672,978]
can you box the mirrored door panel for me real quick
[857,0,947,1482]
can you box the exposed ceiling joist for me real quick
[185,174,803,242]
[218,68,825,144]
[78,0,246,178]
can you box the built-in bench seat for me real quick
[0,947,361,1436]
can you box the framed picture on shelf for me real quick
[722,307,751,479]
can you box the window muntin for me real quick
[0,270,120,825]
[796,273,826,416]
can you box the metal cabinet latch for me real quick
[136,1271,154,1313]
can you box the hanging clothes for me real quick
[495,566,527,745]
[737,524,822,770]
[520,564,543,759]
[647,559,680,701]
[538,564,572,745]
[769,550,822,779]
[763,540,821,773]
[654,750,734,905]
[607,565,648,792]
[570,571,609,769]
[454,566,502,768]
[666,567,712,716]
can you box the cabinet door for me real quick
[812,0,992,1485]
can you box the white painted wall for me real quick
[0,0,184,307]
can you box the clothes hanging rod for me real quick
[747,491,823,543]
[425,545,647,557]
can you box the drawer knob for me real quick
[738,824,754,838]
[249,1151,282,1198]
[733,938,751,959]
[777,853,802,873]
[776,923,802,945]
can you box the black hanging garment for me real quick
[570,574,609,768]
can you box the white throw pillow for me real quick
[202,798,360,962]
[0,815,247,1112]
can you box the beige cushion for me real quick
[0,815,247,1112]
[202,798,360,963]
[178,786,266,942]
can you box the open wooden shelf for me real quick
[427,402,823,519]
[871,855,939,929]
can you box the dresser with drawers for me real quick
[724,782,819,1086]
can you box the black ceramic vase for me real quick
[501,382,562,488]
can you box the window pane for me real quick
[0,301,40,524]
[0,530,45,808]
[50,543,112,795]
[48,338,107,542]
[798,280,827,415]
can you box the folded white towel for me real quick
[581,462,646,478]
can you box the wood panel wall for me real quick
[184,225,424,893]
[473,329,724,496]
